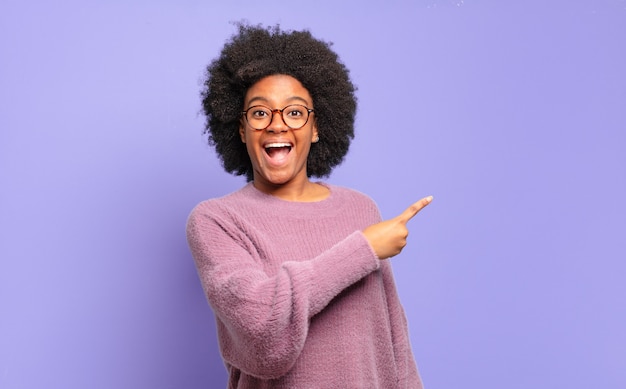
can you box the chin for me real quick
[256,171,293,186]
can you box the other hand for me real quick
[363,196,433,260]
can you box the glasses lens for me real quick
[282,105,309,129]
[246,106,272,130]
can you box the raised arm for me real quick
[186,208,380,379]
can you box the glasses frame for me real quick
[241,104,315,131]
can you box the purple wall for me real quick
[1,1,625,388]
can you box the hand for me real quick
[363,196,433,260]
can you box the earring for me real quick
[313,135,319,143]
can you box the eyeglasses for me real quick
[242,104,315,131]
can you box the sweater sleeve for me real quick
[381,262,424,388]
[186,203,381,379]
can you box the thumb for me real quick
[397,196,433,223]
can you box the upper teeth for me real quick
[266,143,291,148]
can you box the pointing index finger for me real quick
[398,196,433,223]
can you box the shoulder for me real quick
[325,183,378,206]
[322,183,382,222]
[187,184,253,226]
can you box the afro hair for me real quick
[200,23,357,181]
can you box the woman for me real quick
[186,24,432,388]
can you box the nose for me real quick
[266,109,288,133]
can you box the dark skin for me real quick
[364,196,433,260]
[240,74,433,260]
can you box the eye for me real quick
[248,106,271,119]
[285,106,305,118]
[252,109,269,118]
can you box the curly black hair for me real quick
[200,23,357,181]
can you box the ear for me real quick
[239,121,246,143]
[311,121,319,143]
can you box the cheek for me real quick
[244,140,255,157]
[244,139,262,165]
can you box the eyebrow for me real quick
[246,96,311,107]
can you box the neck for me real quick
[252,177,329,202]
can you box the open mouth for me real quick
[264,142,292,159]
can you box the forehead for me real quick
[244,74,313,106]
